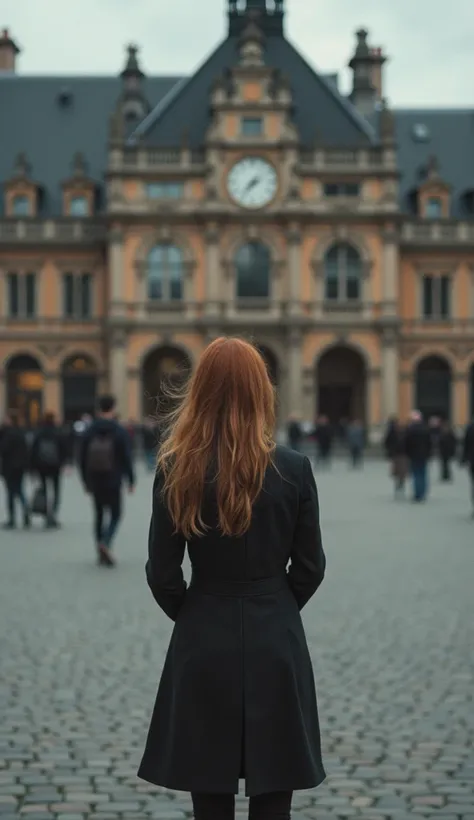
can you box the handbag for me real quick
[30,484,47,517]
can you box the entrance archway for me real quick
[142,346,191,419]
[317,346,366,424]
[6,354,43,427]
[255,344,279,387]
[415,355,452,421]
[62,354,98,422]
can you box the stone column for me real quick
[287,329,303,417]
[110,331,128,420]
[287,224,302,317]
[381,330,399,420]
[205,223,221,318]
[44,372,61,417]
[367,367,382,443]
[382,227,399,317]
[454,373,468,428]
[108,227,125,317]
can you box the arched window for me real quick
[147,244,184,301]
[324,243,362,302]
[235,241,271,299]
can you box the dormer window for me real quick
[70,195,89,217]
[11,195,31,216]
[425,197,442,219]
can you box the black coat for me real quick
[0,427,29,478]
[404,422,432,463]
[438,430,457,460]
[138,445,326,797]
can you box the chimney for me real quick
[0,28,20,73]
[370,46,387,102]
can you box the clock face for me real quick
[227,157,278,209]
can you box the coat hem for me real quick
[137,765,326,798]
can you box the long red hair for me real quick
[158,337,276,538]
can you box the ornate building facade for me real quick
[1,1,474,439]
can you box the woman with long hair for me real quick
[138,337,326,820]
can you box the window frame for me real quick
[421,273,451,320]
[6,271,37,319]
[241,117,264,138]
[146,182,185,200]
[11,194,31,217]
[62,271,93,320]
[425,196,443,219]
[323,243,363,304]
[146,244,185,302]
[69,195,89,217]
[234,241,272,301]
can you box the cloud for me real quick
[3,0,473,106]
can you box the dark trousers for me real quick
[3,474,28,524]
[350,446,363,467]
[411,460,428,501]
[192,791,292,820]
[92,487,122,548]
[39,471,61,521]
[440,457,452,482]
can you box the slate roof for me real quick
[394,109,474,218]
[0,75,181,216]
[130,34,376,149]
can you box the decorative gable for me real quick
[4,152,38,217]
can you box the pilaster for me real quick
[287,224,302,317]
[110,330,128,420]
[381,329,399,420]
[205,223,221,318]
[382,227,399,317]
[108,227,125,317]
[453,373,468,427]
[286,328,303,417]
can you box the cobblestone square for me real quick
[1,460,473,819]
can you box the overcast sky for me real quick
[3,0,473,107]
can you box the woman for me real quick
[138,338,326,820]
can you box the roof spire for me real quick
[228,0,284,36]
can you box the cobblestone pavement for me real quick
[1,459,473,820]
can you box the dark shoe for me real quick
[23,515,31,530]
[98,543,115,567]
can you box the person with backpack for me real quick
[80,395,135,566]
[30,412,69,529]
[0,412,30,530]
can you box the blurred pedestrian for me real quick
[438,420,457,482]
[0,412,30,530]
[346,419,365,468]
[287,414,303,452]
[30,412,69,529]
[384,418,408,498]
[80,395,135,566]
[461,417,474,515]
[405,410,432,502]
[314,416,333,468]
[143,420,160,471]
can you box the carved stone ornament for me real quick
[111,330,128,349]
[399,343,419,361]
[37,343,64,360]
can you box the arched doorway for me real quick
[142,346,191,419]
[255,344,279,387]
[6,354,43,427]
[62,355,98,422]
[317,346,366,424]
[415,355,452,421]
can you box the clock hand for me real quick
[245,176,259,193]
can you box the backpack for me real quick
[86,432,115,474]
[37,437,60,469]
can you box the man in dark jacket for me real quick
[461,418,474,514]
[404,410,432,502]
[0,413,30,530]
[438,420,457,482]
[80,395,135,566]
[287,414,303,452]
[31,412,69,528]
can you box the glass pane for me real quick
[147,183,165,199]
[346,276,360,300]
[425,197,442,218]
[80,274,92,318]
[423,276,433,317]
[324,246,340,300]
[25,273,36,318]
[7,273,19,317]
[345,246,361,300]
[149,245,165,263]
[12,196,30,216]
[167,183,184,199]
[242,117,263,137]
[440,276,450,318]
[70,196,88,216]
[325,277,339,300]
[235,242,270,299]
[324,183,339,197]
[63,273,75,318]
[344,183,360,197]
